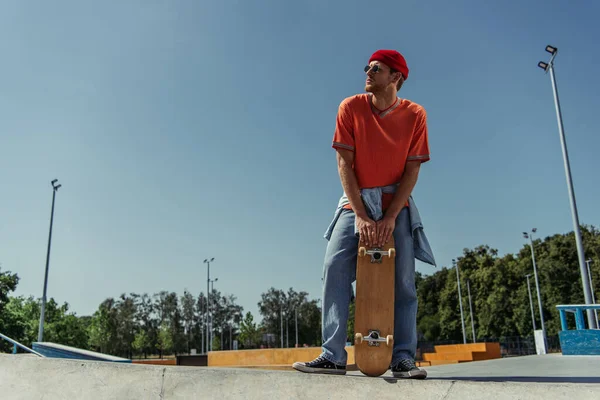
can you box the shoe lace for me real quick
[308,356,327,366]
[397,358,416,370]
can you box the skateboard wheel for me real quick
[389,248,396,258]
[355,333,363,344]
[358,247,367,257]
[386,335,393,346]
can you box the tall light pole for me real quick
[523,229,546,338]
[525,274,537,332]
[453,259,466,344]
[585,259,598,325]
[538,45,597,329]
[280,302,284,348]
[210,278,218,351]
[38,179,62,343]
[295,308,299,347]
[204,258,214,353]
[467,280,476,343]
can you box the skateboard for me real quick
[353,235,396,377]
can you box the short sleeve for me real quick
[407,108,430,163]
[332,99,355,152]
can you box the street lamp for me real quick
[38,179,62,343]
[280,301,284,348]
[538,45,597,329]
[585,259,598,325]
[210,278,218,351]
[525,274,537,332]
[204,257,214,353]
[295,307,299,348]
[467,280,476,343]
[523,229,546,340]
[453,259,467,344]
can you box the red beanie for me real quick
[369,49,409,80]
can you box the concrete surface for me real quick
[1,353,599,399]
[417,353,600,384]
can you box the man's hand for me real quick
[356,214,377,247]
[376,215,395,247]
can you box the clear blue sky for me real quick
[2,0,599,323]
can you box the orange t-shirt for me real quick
[332,93,430,212]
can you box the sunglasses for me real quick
[364,64,402,78]
[364,64,384,74]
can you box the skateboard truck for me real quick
[358,247,396,264]
[354,330,393,347]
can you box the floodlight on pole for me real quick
[523,229,546,338]
[467,280,476,343]
[453,259,467,344]
[210,278,218,351]
[204,257,215,353]
[585,259,598,325]
[38,179,62,343]
[537,45,597,329]
[525,274,537,332]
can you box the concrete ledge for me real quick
[1,354,599,399]
[132,358,177,365]
[423,342,501,364]
[207,346,355,367]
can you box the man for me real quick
[293,49,435,379]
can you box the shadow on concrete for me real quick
[429,376,600,384]
[349,374,600,384]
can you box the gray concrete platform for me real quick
[1,353,599,399]
[417,353,600,384]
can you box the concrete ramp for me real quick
[32,342,131,362]
[1,354,599,399]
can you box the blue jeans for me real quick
[320,206,417,366]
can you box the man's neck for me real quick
[371,89,398,111]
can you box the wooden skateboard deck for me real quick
[353,235,395,377]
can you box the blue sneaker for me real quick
[293,355,346,375]
[391,358,427,379]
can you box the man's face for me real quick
[364,61,398,92]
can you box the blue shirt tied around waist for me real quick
[323,184,436,267]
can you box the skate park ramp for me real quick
[31,341,131,363]
[1,353,599,399]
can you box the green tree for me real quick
[195,293,207,352]
[88,298,118,355]
[156,323,173,358]
[181,290,196,354]
[258,287,322,347]
[238,312,262,348]
[154,291,185,355]
[132,293,157,358]
[0,265,19,314]
[416,269,448,340]
[132,330,150,357]
[414,224,600,344]
[1,295,88,352]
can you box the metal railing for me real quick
[0,332,45,357]
[556,304,600,330]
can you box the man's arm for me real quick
[336,149,367,218]
[336,149,377,246]
[385,160,421,220]
[376,161,421,246]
